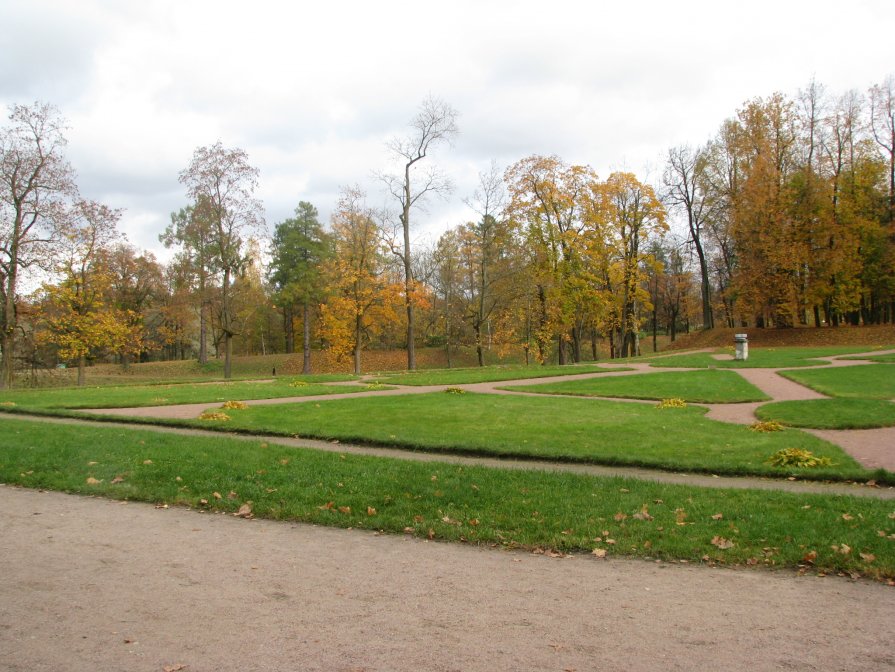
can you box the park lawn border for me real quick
[779,364,895,400]
[371,364,632,386]
[756,399,895,429]
[500,369,770,403]
[0,416,893,580]
[49,392,891,486]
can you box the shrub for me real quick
[751,420,784,432]
[656,398,686,409]
[199,411,231,421]
[767,448,833,468]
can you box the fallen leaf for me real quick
[87,461,98,466]
[111,476,125,484]
[613,512,628,522]
[403,526,414,533]
[413,514,424,523]
[633,506,653,521]
[175,476,182,482]
[561,528,573,535]
[860,553,876,563]
[468,518,479,526]
[86,477,102,485]
[427,528,435,540]
[212,492,222,500]
[605,538,616,545]
[619,488,629,493]
[366,506,377,516]
[235,503,252,518]
[338,506,351,514]
[227,491,238,500]
[591,548,607,558]
[711,513,723,521]
[842,513,854,521]
[142,459,153,465]
[675,508,688,525]
[802,550,817,564]
[711,536,735,549]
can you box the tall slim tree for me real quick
[663,144,714,329]
[269,201,331,372]
[379,96,458,370]
[178,142,264,379]
[0,102,76,388]
[160,198,218,364]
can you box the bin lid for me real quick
[734,333,748,341]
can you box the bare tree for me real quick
[378,96,458,370]
[0,102,76,388]
[869,76,895,221]
[663,145,714,329]
[179,142,264,379]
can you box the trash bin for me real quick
[734,333,748,361]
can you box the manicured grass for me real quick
[650,346,887,369]
[162,392,880,482]
[373,363,631,386]
[781,364,895,400]
[756,399,895,429]
[502,370,769,403]
[841,353,895,363]
[0,417,892,579]
[0,376,367,410]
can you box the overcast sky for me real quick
[2,0,893,260]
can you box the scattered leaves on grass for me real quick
[632,505,653,521]
[0,401,16,407]
[444,387,467,394]
[289,379,309,388]
[220,400,248,410]
[711,536,735,549]
[613,512,627,522]
[832,543,852,556]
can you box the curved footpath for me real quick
[2,352,895,670]
[84,348,895,473]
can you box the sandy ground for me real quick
[2,486,894,672]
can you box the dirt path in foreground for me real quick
[2,486,893,672]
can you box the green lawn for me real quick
[372,363,631,386]
[502,369,769,403]
[156,392,880,482]
[0,416,892,579]
[650,346,889,369]
[756,399,895,429]
[0,376,367,410]
[781,364,895,400]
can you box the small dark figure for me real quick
[272,367,276,377]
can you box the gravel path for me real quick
[2,486,893,672]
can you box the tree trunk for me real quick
[198,300,208,365]
[222,268,232,379]
[77,354,86,387]
[302,300,311,374]
[403,163,416,371]
[283,303,295,354]
[353,313,362,375]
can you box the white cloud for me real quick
[1,0,893,256]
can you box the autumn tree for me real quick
[37,200,134,386]
[0,102,76,388]
[97,242,164,367]
[161,198,219,364]
[593,172,667,357]
[319,187,399,374]
[269,201,331,372]
[379,96,458,370]
[505,155,597,364]
[178,142,264,378]
[869,76,895,223]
